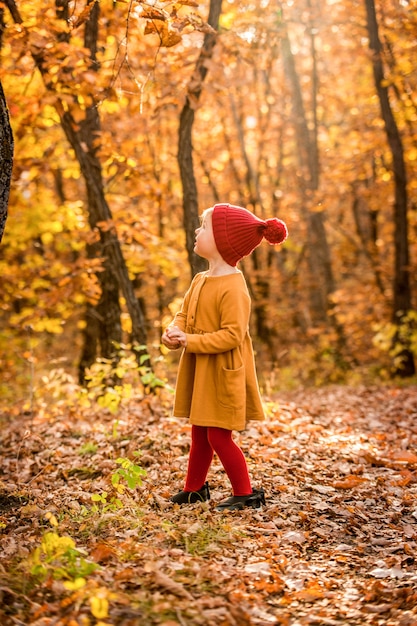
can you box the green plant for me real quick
[78,441,98,456]
[29,531,98,586]
[78,345,168,415]
[136,347,167,390]
[80,351,134,415]
[111,453,147,492]
[91,453,146,512]
[111,419,120,439]
[91,490,123,512]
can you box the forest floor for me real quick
[1,383,417,626]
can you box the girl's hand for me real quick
[161,328,181,350]
[165,326,187,349]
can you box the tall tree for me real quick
[364,0,415,377]
[5,0,150,380]
[0,81,12,244]
[278,4,352,368]
[280,21,334,321]
[178,0,223,277]
[0,7,13,244]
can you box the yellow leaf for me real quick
[32,318,64,334]
[44,511,59,527]
[90,595,109,619]
[63,577,87,591]
[40,232,54,245]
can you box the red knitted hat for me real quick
[211,203,288,267]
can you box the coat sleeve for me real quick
[186,282,251,354]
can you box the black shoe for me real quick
[170,482,210,504]
[215,488,265,511]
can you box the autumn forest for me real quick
[1,1,417,625]
[0,0,416,394]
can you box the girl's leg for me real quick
[184,425,214,491]
[207,427,252,496]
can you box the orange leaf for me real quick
[70,4,96,29]
[115,567,137,582]
[333,475,367,489]
[293,580,324,602]
[141,6,168,20]
[90,543,117,563]
[395,469,414,486]
[388,450,417,464]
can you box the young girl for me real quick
[162,203,287,511]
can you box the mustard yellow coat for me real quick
[170,271,265,431]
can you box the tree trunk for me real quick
[0,81,13,244]
[351,180,385,294]
[75,0,122,380]
[178,0,223,277]
[364,0,415,377]
[0,6,13,244]
[281,30,334,322]
[280,16,350,365]
[58,108,148,369]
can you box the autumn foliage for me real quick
[0,0,416,394]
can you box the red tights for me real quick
[184,425,252,496]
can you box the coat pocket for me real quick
[218,363,246,410]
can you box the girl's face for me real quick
[194,210,218,261]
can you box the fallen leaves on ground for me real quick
[1,383,417,625]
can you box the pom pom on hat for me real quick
[262,218,288,245]
[212,203,288,267]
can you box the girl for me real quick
[162,203,287,511]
